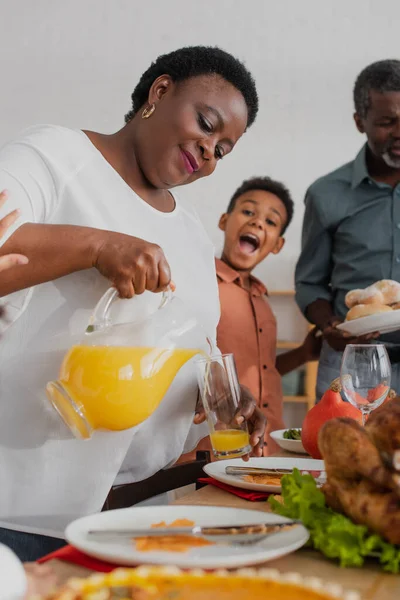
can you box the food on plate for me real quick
[318,416,400,547]
[366,395,400,470]
[345,287,384,308]
[323,476,400,545]
[270,468,400,572]
[374,279,400,303]
[44,565,360,599]
[282,428,301,440]
[244,473,284,486]
[345,303,392,321]
[301,379,362,459]
[345,279,400,309]
[272,401,400,570]
[318,418,400,498]
[135,519,214,553]
[344,279,400,321]
[244,469,323,487]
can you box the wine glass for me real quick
[340,344,391,425]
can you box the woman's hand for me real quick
[233,385,266,458]
[93,231,171,298]
[0,190,28,273]
[194,384,266,458]
[24,562,58,598]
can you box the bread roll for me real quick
[375,279,400,304]
[346,303,393,321]
[345,287,384,308]
[345,279,400,308]
[392,302,400,310]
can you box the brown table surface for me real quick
[48,452,400,600]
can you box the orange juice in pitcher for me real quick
[47,345,201,438]
[46,287,212,439]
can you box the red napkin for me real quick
[197,477,271,501]
[38,545,117,572]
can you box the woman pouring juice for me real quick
[0,46,265,560]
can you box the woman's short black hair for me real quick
[227,176,294,234]
[125,46,258,128]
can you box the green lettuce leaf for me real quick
[268,469,400,572]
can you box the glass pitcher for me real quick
[46,287,212,439]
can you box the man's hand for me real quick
[305,300,380,352]
[322,317,379,352]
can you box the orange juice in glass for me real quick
[196,353,251,459]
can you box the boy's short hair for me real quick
[227,176,294,234]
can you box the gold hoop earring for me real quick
[141,104,156,119]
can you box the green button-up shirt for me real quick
[295,145,400,341]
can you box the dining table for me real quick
[47,450,400,600]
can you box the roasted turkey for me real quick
[318,402,400,543]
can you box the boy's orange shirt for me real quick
[215,258,285,455]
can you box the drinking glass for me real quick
[340,344,391,426]
[196,353,251,459]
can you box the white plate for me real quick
[270,430,308,455]
[204,456,324,493]
[337,310,400,336]
[65,505,309,569]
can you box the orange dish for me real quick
[46,565,359,600]
[244,474,283,486]
[135,519,214,553]
[244,470,323,487]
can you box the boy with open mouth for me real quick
[214,176,321,453]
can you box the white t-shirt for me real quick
[0,544,26,600]
[0,125,218,536]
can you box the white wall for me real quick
[0,0,399,295]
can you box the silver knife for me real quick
[225,466,292,476]
[87,521,301,543]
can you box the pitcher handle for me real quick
[86,286,174,333]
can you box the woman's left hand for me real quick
[194,385,266,458]
[0,190,29,273]
[24,562,58,598]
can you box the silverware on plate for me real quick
[86,520,302,545]
[225,466,292,477]
[224,465,326,486]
